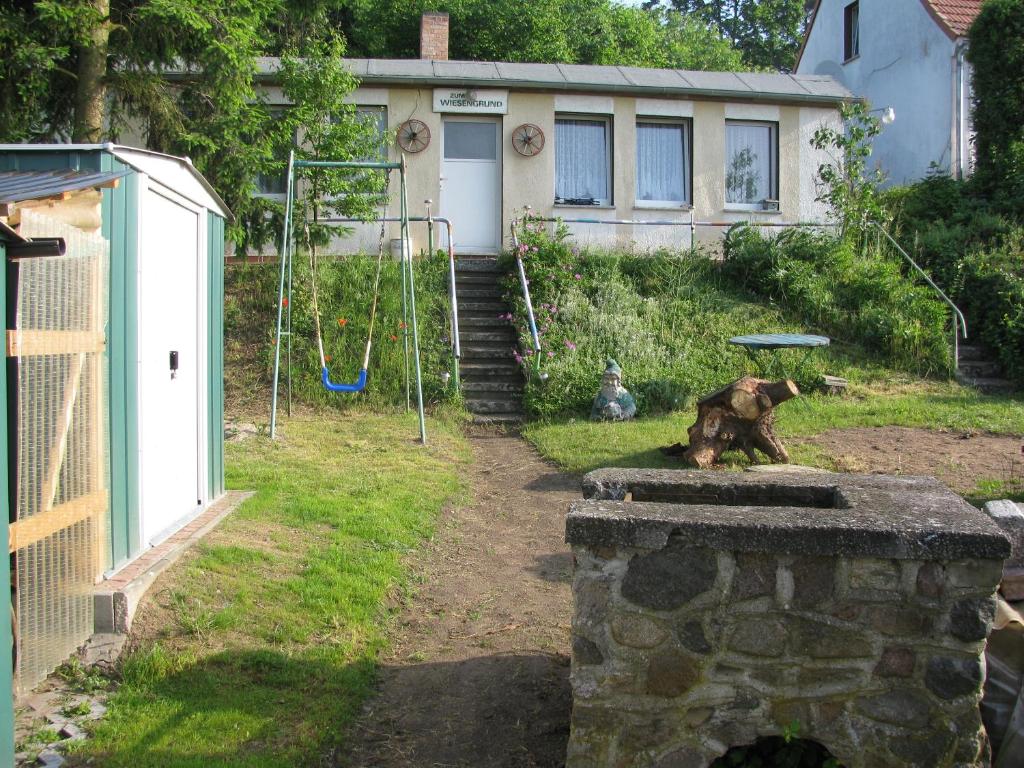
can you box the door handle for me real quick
[170,350,179,379]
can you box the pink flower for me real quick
[574,273,582,280]
[564,340,576,351]
[547,351,555,358]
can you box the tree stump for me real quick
[671,377,799,469]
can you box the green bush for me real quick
[720,226,952,376]
[887,175,1024,384]
[502,215,860,419]
[968,0,1024,209]
[224,252,457,416]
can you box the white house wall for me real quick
[798,0,958,185]
[262,85,842,255]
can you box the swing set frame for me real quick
[269,151,428,443]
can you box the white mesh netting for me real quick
[12,207,109,693]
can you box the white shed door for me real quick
[139,187,201,546]
[440,119,501,254]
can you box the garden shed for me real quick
[0,145,229,692]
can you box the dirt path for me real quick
[345,429,578,768]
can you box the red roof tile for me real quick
[922,0,984,37]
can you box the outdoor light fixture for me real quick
[441,371,451,386]
[539,371,550,382]
[869,106,896,125]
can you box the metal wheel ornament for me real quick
[512,123,545,156]
[396,119,431,153]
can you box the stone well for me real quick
[565,469,1011,768]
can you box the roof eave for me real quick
[253,71,852,107]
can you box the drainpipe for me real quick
[953,38,969,180]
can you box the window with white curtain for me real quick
[636,120,690,207]
[555,116,611,205]
[256,107,295,198]
[725,121,778,209]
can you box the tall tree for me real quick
[644,0,810,71]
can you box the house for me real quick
[796,0,981,185]
[0,145,229,692]
[249,13,852,256]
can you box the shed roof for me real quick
[0,169,128,205]
[0,144,232,221]
[254,57,852,105]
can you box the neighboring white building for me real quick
[796,0,981,185]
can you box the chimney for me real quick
[420,12,449,61]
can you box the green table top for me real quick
[729,333,830,350]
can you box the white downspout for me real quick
[953,38,969,179]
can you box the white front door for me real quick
[440,118,501,254]
[138,185,201,546]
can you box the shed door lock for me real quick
[169,350,179,378]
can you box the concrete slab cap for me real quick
[983,499,1024,566]
[619,66,694,89]
[366,59,435,79]
[569,468,1011,560]
[681,70,752,93]
[736,72,816,96]
[494,62,564,84]
[432,60,502,80]
[556,64,631,87]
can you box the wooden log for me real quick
[679,377,799,469]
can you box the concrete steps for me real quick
[956,344,1017,394]
[454,258,526,422]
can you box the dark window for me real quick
[844,1,860,61]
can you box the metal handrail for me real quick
[872,222,967,369]
[509,219,542,371]
[321,214,461,389]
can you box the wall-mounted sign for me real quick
[433,88,508,114]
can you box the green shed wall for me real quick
[207,212,225,498]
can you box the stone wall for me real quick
[566,469,1011,768]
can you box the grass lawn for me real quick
[523,380,1024,495]
[68,410,470,768]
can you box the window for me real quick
[844,1,860,61]
[256,107,293,198]
[636,120,691,207]
[555,116,612,206]
[725,121,778,209]
[354,105,388,161]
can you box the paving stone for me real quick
[732,552,776,601]
[646,649,701,697]
[789,617,872,659]
[59,722,84,741]
[873,646,915,678]
[621,545,717,611]
[925,656,984,700]
[790,556,835,608]
[946,559,1003,590]
[36,749,64,768]
[573,635,604,666]
[855,689,933,728]
[611,612,668,649]
[849,558,900,592]
[916,562,945,598]
[674,620,712,655]
[949,596,996,641]
[653,745,706,767]
[864,605,932,637]
[728,619,786,657]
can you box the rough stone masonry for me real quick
[565,469,1011,768]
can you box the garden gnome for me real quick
[591,359,637,421]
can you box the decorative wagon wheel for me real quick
[511,123,545,157]
[396,119,431,153]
